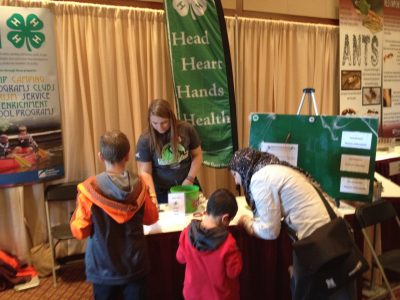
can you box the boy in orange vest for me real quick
[70,130,158,300]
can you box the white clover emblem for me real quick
[173,0,208,20]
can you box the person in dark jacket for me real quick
[0,134,11,158]
[15,126,38,153]
[70,130,158,300]
[176,188,242,300]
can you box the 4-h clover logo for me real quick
[173,0,209,20]
[6,13,45,51]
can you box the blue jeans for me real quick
[93,278,145,300]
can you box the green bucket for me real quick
[169,185,199,213]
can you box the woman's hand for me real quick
[182,178,193,186]
[182,174,195,186]
[238,215,254,235]
[184,146,202,186]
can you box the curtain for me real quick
[0,0,339,259]
[236,17,339,147]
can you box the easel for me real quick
[295,88,342,209]
[296,88,319,116]
[285,88,319,143]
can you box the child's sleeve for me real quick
[70,192,93,240]
[143,192,159,225]
[176,229,187,264]
[225,236,243,279]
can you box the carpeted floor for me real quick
[362,283,400,300]
[361,271,400,300]
[0,262,92,300]
[1,263,400,300]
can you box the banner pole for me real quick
[214,0,239,153]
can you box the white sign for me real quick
[339,0,383,118]
[168,192,186,220]
[389,160,400,176]
[340,154,370,174]
[341,131,372,150]
[381,3,400,137]
[0,7,64,187]
[260,142,298,166]
[340,177,370,195]
[0,7,61,127]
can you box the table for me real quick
[375,148,400,185]
[145,218,294,299]
[374,172,400,252]
[143,197,361,300]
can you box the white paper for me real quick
[340,154,370,174]
[389,160,400,176]
[340,177,370,195]
[168,192,186,220]
[260,142,298,166]
[341,131,372,150]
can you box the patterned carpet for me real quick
[1,263,399,300]
[0,262,92,300]
[362,283,400,300]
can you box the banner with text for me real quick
[382,1,400,136]
[0,7,64,188]
[164,0,238,168]
[339,0,384,121]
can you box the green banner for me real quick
[164,0,238,168]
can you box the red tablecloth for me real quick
[145,215,363,300]
[381,198,400,252]
[145,227,292,300]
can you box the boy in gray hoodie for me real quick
[70,130,158,300]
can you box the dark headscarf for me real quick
[229,147,320,211]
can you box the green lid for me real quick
[170,185,199,213]
[170,185,199,193]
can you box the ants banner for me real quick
[339,0,383,120]
[339,0,400,137]
[164,0,238,168]
[0,7,64,188]
[381,2,400,137]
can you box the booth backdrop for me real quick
[0,0,339,261]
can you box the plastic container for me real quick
[169,185,199,213]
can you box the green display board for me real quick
[249,114,379,202]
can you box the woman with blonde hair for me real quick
[136,99,203,204]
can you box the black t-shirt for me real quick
[136,122,201,195]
